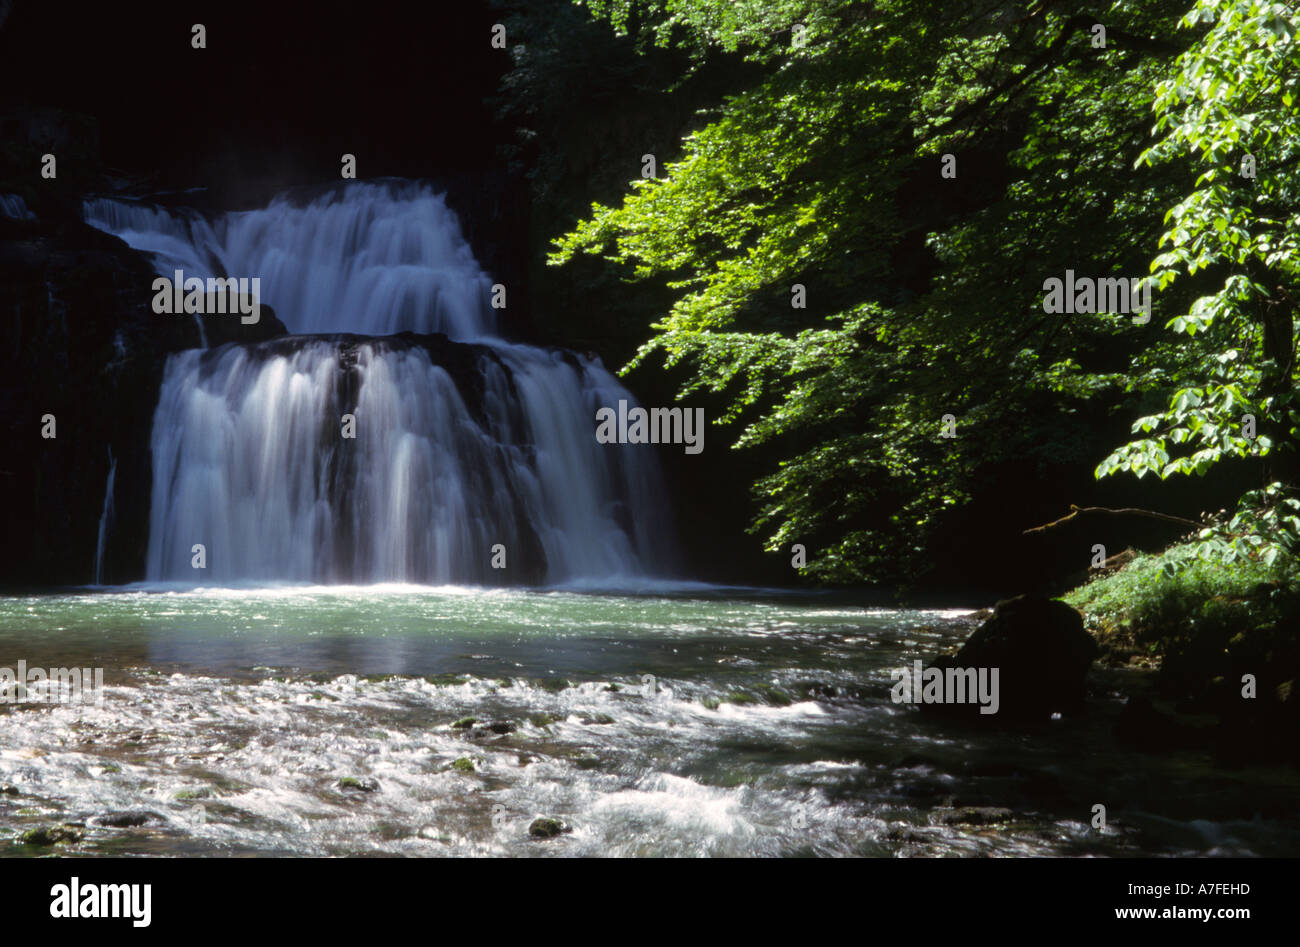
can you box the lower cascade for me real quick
[87,182,677,585]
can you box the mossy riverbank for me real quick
[1064,542,1300,765]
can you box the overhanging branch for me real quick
[1023,504,1200,535]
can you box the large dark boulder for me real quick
[920,595,1097,723]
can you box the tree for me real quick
[1098,0,1300,566]
[552,0,1198,584]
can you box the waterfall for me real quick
[85,183,496,339]
[0,193,36,221]
[86,181,677,585]
[94,448,117,585]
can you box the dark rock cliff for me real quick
[0,197,284,586]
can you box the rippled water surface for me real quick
[1,586,1296,856]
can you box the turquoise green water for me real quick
[1,586,1296,856]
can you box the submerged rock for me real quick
[935,806,1015,826]
[94,810,153,828]
[884,824,928,843]
[528,817,571,839]
[533,678,572,694]
[338,776,379,793]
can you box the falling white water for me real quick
[90,181,677,585]
[85,182,496,338]
[94,448,117,585]
[146,340,673,583]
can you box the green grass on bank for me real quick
[1065,543,1300,697]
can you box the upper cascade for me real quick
[84,181,498,340]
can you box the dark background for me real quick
[0,0,511,194]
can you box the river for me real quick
[2,586,1295,856]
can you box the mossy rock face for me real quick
[528,713,557,728]
[21,824,84,846]
[338,776,379,793]
[451,717,478,730]
[700,696,721,711]
[533,678,572,694]
[451,757,476,774]
[528,817,571,839]
[573,755,601,771]
[725,691,759,706]
[580,713,615,725]
[173,788,212,801]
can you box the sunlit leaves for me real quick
[1104,0,1300,567]
[554,0,1240,582]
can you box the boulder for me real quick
[93,810,154,828]
[920,595,1097,722]
[528,817,570,839]
[20,824,84,846]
